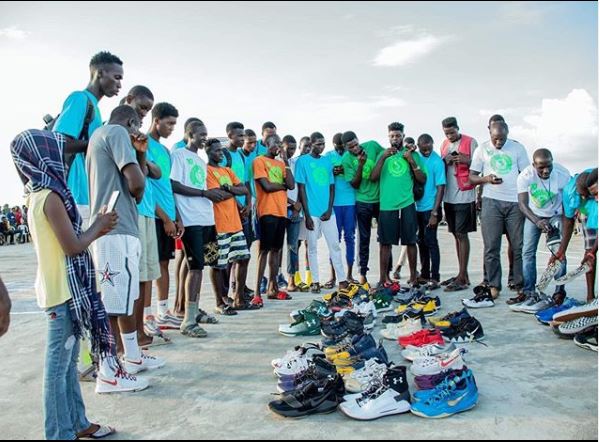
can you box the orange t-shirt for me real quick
[207,166,242,234]
[253,156,287,218]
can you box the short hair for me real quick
[490,121,509,132]
[341,131,357,144]
[441,117,458,129]
[533,148,553,161]
[226,122,244,134]
[262,121,276,132]
[282,135,296,144]
[417,134,434,144]
[244,129,256,138]
[128,85,154,101]
[206,138,221,149]
[404,137,415,145]
[264,133,280,146]
[109,105,139,123]
[388,122,405,132]
[488,114,505,125]
[586,168,598,187]
[299,136,310,144]
[310,132,325,143]
[89,51,123,69]
[333,133,343,145]
[184,117,203,130]
[151,102,179,121]
[187,120,206,136]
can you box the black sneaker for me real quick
[268,375,345,417]
[442,317,485,343]
[382,309,425,324]
[574,326,598,352]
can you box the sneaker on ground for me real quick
[518,293,554,314]
[401,342,457,362]
[558,316,599,336]
[398,329,445,348]
[553,299,598,323]
[143,316,163,337]
[344,360,388,394]
[380,319,422,341]
[574,326,598,352]
[535,298,583,325]
[156,311,183,330]
[462,291,495,309]
[410,370,478,418]
[441,317,485,344]
[95,368,149,394]
[410,348,467,376]
[122,353,166,375]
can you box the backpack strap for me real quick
[78,97,95,141]
[222,148,233,168]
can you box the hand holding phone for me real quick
[107,191,120,213]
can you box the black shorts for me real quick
[155,219,176,262]
[242,218,255,249]
[378,205,418,246]
[444,202,477,235]
[259,216,286,251]
[181,225,217,270]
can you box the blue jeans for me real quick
[334,205,357,268]
[44,303,90,440]
[356,202,380,276]
[523,217,567,294]
[417,210,441,282]
[286,217,302,275]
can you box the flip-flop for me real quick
[268,291,293,301]
[79,424,116,440]
[214,305,238,316]
[233,302,261,311]
[444,282,469,292]
[323,280,337,290]
[181,324,208,338]
[250,296,264,307]
[441,277,456,286]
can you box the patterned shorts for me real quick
[216,231,251,269]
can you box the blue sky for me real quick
[0,1,597,205]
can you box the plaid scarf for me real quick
[11,129,114,359]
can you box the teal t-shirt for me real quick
[378,147,426,211]
[563,170,598,229]
[137,147,156,218]
[256,139,268,156]
[416,151,445,212]
[148,136,176,221]
[341,140,384,204]
[295,154,335,218]
[326,150,356,207]
[219,147,248,205]
[54,90,103,206]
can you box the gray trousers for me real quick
[481,197,524,290]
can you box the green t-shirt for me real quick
[378,147,426,211]
[341,140,384,204]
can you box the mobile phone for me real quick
[107,191,120,212]
[492,177,504,184]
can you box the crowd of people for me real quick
[0,50,597,439]
[0,204,30,245]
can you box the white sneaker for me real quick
[95,368,149,394]
[339,385,411,420]
[273,355,310,378]
[410,348,467,376]
[380,318,422,341]
[344,360,387,393]
[271,349,304,369]
[519,294,554,314]
[122,352,166,375]
[144,316,163,337]
[401,342,456,362]
[462,293,495,309]
[558,316,598,335]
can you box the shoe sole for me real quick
[269,400,340,419]
[410,400,477,419]
[95,383,150,394]
[553,308,598,323]
[338,401,411,420]
[574,340,598,352]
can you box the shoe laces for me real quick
[114,368,137,382]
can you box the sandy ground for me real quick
[0,229,597,440]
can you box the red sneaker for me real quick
[398,329,444,348]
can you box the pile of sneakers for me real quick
[548,299,598,351]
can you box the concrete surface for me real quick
[0,229,597,439]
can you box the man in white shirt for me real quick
[469,121,529,301]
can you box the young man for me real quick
[341,131,385,285]
[221,122,253,299]
[440,117,478,292]
[206,140,254,309]
[87,105,164,392]
[252,134,295,305]
[469,121,529,300]
[120,85,154,121]
[0,276,9,338]
[54,51,124,227]
[393,137,416,280]
[171,117,203,318]
[296,136,313,289]
[145,103,185,333]
[511,149,571,308]
[282,135,304,292]
[551,169,598,302]
[296,132,348,293]
[256,121,277,157]
[370,122,426,288]
[171,122,229,335]
[416,134,446,289]
[325,132,357,287]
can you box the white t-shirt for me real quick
[170,148,215,227]
[517,163,571,218]
[471,139,530,203]
[442,137,478,204]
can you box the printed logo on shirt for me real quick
[530,183,556,208]
[310,163,329,186]
[213,169,233,186]
[155,151,171,177]
[352,157,376,180]
[187,158,206,187]
[265,160,284,184]
[490,153,513,176]
[387,156,409,178]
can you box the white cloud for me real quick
[0,26,29,40]
[373,34,449,67]
[510,89,598,171]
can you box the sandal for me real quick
[310,283,321,294]
[196,309,219,324]
[441,277,456,286]
[233,302,261,311]
[296,282,310,293]
[250,296,264,307]
[323,280,337,290]
[181,323,208,338]
[268,291,293,301]
[214,305,238,316]
[444,282,469,292]
[78,424,116,440]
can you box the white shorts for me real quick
[92,234,141,316]
[298,220,308,242]
[138,216,160,282]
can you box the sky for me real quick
[0,1,598,206]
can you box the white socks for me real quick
[122,331,141,361]
[158,300,169,317]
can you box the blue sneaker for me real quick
[260,277,268,295]
[410,370,478,418]
[535,298,584,325]
[277,274,288,289]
